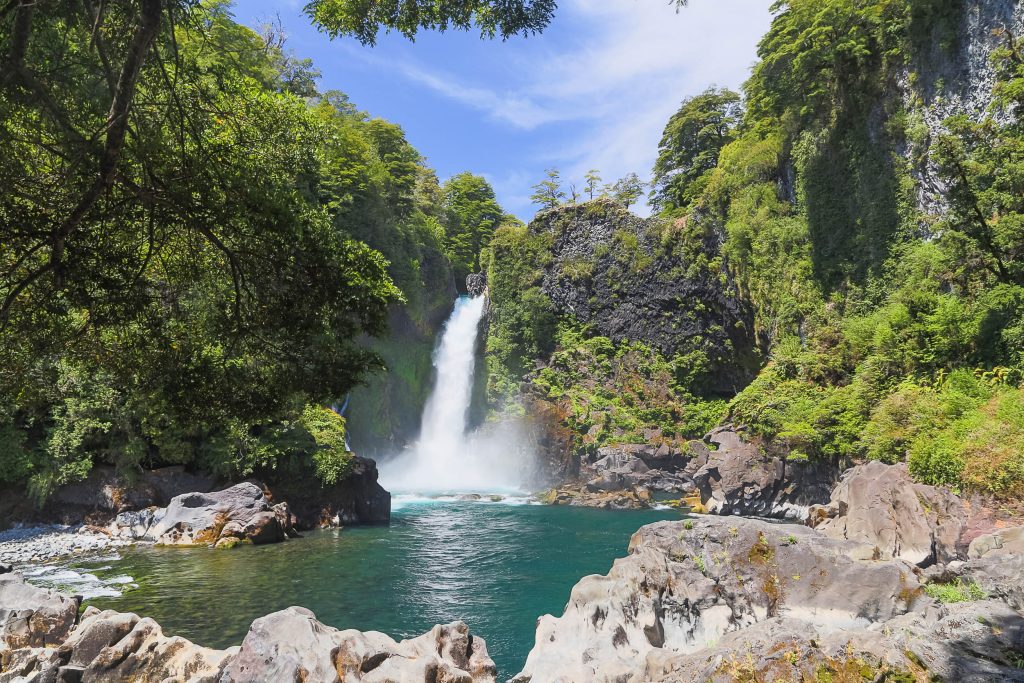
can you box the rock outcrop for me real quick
[808,461,968,566]
[514,515,1024,683]
[266,456,390,529]
[109,482,285,547]
[530,201,758,394]
[689,427,838,519]
[0,573,496,683]
[969,525,1024,560]
[221,607,495,683]
[0,574,79,650]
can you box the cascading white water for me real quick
[380,295,532,496]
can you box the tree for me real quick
[584,170,603,199]
[306,0,558,45]
[442,173,505,284]
[531,169,566,210]
[652,87,742,212]
[610,173,647,210]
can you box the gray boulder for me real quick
[219,606,495,683]
[145,482,284,546]
[514,516,922,683]
[0,574,78,650]
[0,573,497,683]
[969,525,1024,559]
[689,427,837,519]
[809,461,967,566]
[514,516,1024,683]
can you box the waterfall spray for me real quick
[380,295,533,495]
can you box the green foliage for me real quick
[306,0,557,45]
[652,87,742,213]
[532,325,727,449]
[0,0,493,496]
[923,579,987,604]
[608,173,646,211]
[441,172,504,286]
[484,225,557,406]
[531,168,566,210]
[300,405,353,486]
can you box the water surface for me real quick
[77,500,681,677]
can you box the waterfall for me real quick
[380,295,532,496]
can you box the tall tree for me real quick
[442,173,505,285]
[584,169,603,199]
[531,168,566,210]
[651,87,742,212]
[610,173,646,211]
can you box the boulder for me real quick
[514,516,923,683]
[809,461,967,566]
[48,466,216,520]
[0,574,79,650]
[266,456,390,530]
[146,483,284,546]
[218,606,495,683]
[689,427,838,519]
[514,516,1024,683]
[968,525,1024,559]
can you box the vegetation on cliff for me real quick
[484,0,1024,498]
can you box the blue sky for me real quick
[238,1,775,220]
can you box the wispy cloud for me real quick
[343,0,774,217]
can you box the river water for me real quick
[72,499,681,677]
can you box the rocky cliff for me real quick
[527,200,757,394]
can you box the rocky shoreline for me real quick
[0,572,497,682]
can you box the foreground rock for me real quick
[808,461,968,566]
[513,515,1024,683]
[0,573,496,682]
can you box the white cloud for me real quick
[346,0,775,217]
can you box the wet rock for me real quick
[219,606,495,683]
[146,483,284,547]
[0,574,79,649]
[466,272,487,297]
[809,461,967,566]
[690,427,838,520]
[543,486,655,510]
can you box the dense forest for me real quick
[3,0,1023,503]
[485,0,1024,499]
[0,0,515,499]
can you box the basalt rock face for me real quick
[466,271,487,297]
[513,516,1024,683]
[531,201,757,394]
[906,0,1024,217]
[0,573,496,683]
[808,461,969,566]
[266,456,390,530]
